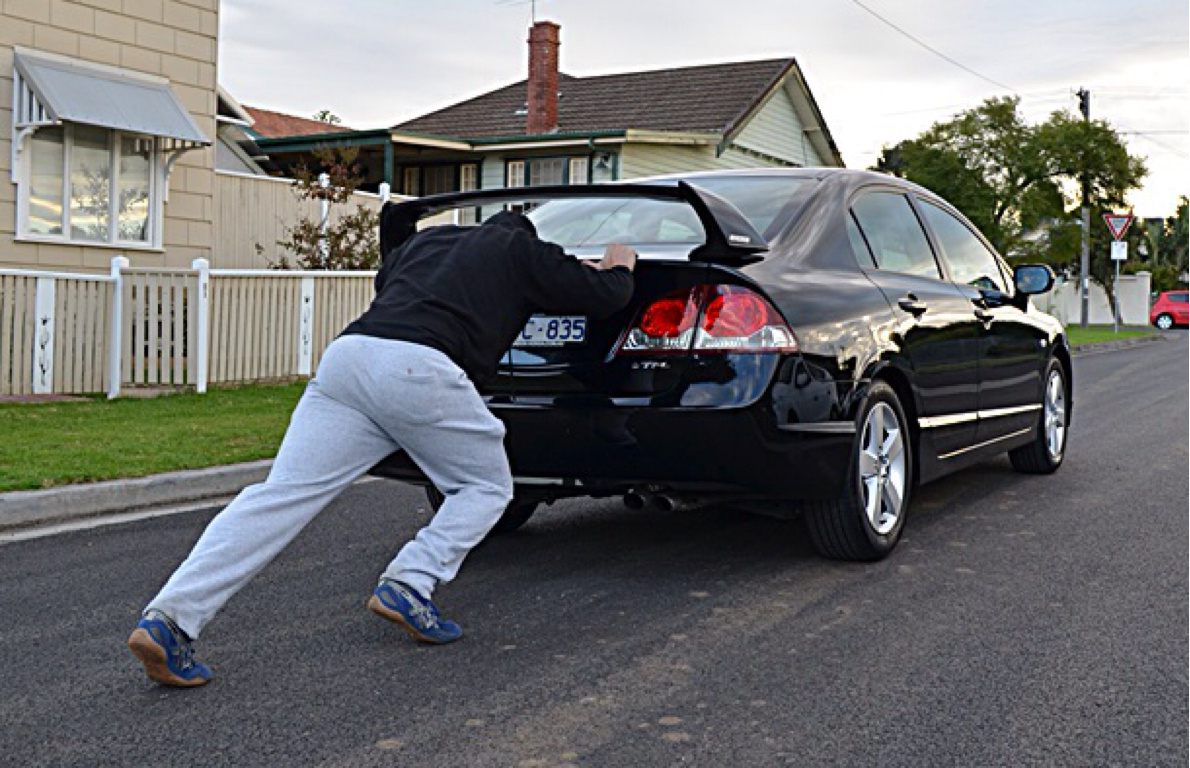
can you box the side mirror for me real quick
[1014,264,1055,295]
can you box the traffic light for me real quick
[1076,88,1090,120]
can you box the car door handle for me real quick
[898,295,928,316]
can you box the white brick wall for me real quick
[1,0,219,271]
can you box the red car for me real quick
[1150,290,1189,330]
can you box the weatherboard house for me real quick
[252,20,844,197]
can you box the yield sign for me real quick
[1103,212,1134,241]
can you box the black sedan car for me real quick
[371,168,1070,561]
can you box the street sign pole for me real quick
[1104,213,1134,335]
[1077,88,1091,328]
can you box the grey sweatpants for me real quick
[146,335,513,639]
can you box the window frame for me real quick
[916,197,1011,295]
[505,155,593,188]
[847,189,943,280]
[16,123,164,250]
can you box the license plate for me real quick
[514,315,587,347]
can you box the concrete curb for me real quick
[0,331,1174,535]
[0,460,272,532]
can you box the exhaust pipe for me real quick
[623,491,648,510]
[653,494,678,512]
[623,490,702,513]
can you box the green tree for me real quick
[312,110,342,126]
[1152,196,1189,290]
[874,96,1147,295]
[270,146,380,271]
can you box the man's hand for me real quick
[590,243,637,272]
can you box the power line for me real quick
[848,0,1016,93]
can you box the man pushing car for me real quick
[128,210,637,687]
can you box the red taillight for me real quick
[701,286,769,337]
[617,284,798,354]
[639,296,698,338]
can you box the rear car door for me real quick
[916,199,1048,444]
[848,189,981,457]
[1173,292,1190,324]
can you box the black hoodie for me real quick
[341,211,634,384]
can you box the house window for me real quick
[12,49,209,249]
[529,158,564,186]
[507,156,591,188]
[568,157,589,185]
[459,164,478,192]
[458,164,480,224]
[507,160,525,188]
[402,163,481,198]
[22,123,157,245]
[403,167,420,196]
[423,165,455,196]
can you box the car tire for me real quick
[1155,313,1174,330]
[1009,358,1068,474]
[805,380,912,562]
[424,486,539,535]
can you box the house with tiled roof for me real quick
[255,20,843,197]
[242,106,354,139]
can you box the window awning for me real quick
[13,48,210,147]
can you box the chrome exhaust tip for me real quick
[623,491,648,510]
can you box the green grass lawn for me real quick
[0,323,1161,493]
[0,382,306,492]
[1065,324,1157,346]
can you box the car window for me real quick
[690,176,809,238]
[1171,292,1188,303]
[919,200,1008,293]
[846,213,876,268]
[528,197,704,247]
[850,192,941,279]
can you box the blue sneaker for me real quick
[127,611,212,687]
[367,581,463,644]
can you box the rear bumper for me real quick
[370,399,853,501]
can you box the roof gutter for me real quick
[626,129,719,146]
[254,128,392,152]
[388,132,473,151]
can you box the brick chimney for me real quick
[526,20,560,134]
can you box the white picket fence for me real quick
[0,260,1160,398]
[0,258,376,397]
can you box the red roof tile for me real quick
[394,59,795,139]
[243,105,354,138]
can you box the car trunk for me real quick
[379,181,787,403]
[489,259,789,403]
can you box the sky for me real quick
[217,0,1189,219]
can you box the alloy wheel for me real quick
[1044,369,1067,461]
[858,402,906,535]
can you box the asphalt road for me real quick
[2,337,1186,767]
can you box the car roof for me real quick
[636,166,945,205]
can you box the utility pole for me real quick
[1077,88,1091,327]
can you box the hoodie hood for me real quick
[483,210,538,237]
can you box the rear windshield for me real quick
[527,176,809,248]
